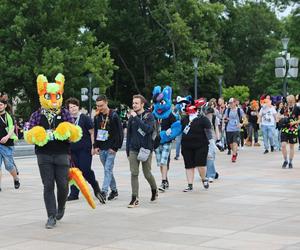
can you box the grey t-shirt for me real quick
[224,108,245,132]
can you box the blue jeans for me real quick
[175,134,182,158]
[206,152,216,179]
[0,145,15,172]
[100,150,117,194]
[261,125,275,150]
[274,129,281,151]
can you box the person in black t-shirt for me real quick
[93,95,123,201]
[0,97,20,192]
[246,100,260,146]
[65,98,105,204]
[279,95,300,168]
[181,100,215,192]
[296,94,300,151]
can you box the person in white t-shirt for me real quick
[258,98,277,154]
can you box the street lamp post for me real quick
[87,73,93,116]
[192,58,199,99]
[275,38,298,97]
[218,75,223,98]
[282,38,289,97]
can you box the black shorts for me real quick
[281,133,298,144]
[226,131,240,144]
[181,147,208,169]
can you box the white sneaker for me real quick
[208,177,214,183]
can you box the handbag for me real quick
[137,147,151,162]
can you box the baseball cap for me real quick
[228,98,235,103]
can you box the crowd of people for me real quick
[0,83,299,229]
[214,94,300,168]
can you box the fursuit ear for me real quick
[37,74,48,96]
[162,86,172,101]
[152,86,161,97]
[55,73,65,94]
[152,85,162,103]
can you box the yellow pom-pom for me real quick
[69,124,83,143]
[53,122,71,140]
[24,130,34,144]
[25,126,48,146]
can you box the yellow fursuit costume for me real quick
[25,74,95,217]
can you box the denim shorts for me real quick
[0,145,15,172]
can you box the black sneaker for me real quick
[158,182,166,192]
[271,146,274,152]
[14,179,20,189]
[128,196,139,208]
[288,162,293,169]
[174,156,179,160]
[215,172,219,179]
[67,195,79,201]
[95,192,106,204]
[263,149,269,154]
[202,179,209,189]
[150,189,158,202]
[56,207,65,220]
[183,186,193,192]
[165,180,169,189]
[282,161,288,169]
[45,216,56,229]
[227,149,231,155]
[107,190,118,201]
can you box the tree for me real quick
[223,85,250,103]
[254,7,300,96]
[221,1,282,96]
[96,0,224,104]
[0,0,116,113]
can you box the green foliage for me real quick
[254,7,300,97]
[223,85,250,103]
[96,0,224,102]
[0,0,116,115]
[221,1,282,94]
[1,0,300,114]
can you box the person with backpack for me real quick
[93,95,124,201]
[66,97,105,204]
[126,94,158,208]
[223,98,247,163]
[0,96,20,192]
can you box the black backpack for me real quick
[111,111,124,149]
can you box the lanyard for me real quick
[100,114,109,129]
[75,114,81,126]
[0,113,7,126]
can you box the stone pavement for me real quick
[1,146,300,250]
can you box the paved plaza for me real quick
[1,146,300,250]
